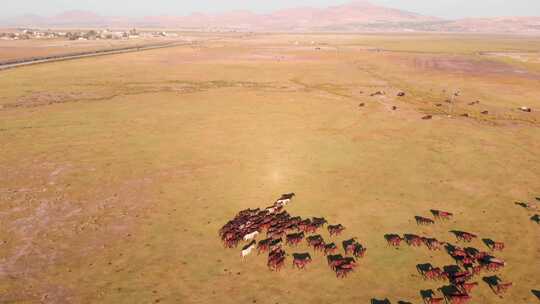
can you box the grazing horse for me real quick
[451,231,477,242]
[404,234,423,247]
[416,263,433,278]
[342,238,358,255]
[278,193,295,200]
[448,270,473,285]
[430,209,453,220]
[324,242,338,255]
[275,193,295,207]
[422,237,443,250]
[415,216,435,225]
[352,243,367,258]
[327,224,345,236]
[448,294,471,304]
[292,253,312,269]
[298,219,312,233]
[492,242,504,251]
[306,234,324,247]
[457,282,478,294]
[384,234,403,247]
[495,282,512,296]
[285,232,305,246]
[265,205,280,214]
[267,247,286,271]
[425,268,443,281]
[427,298,444,304]
[311,217,327,228]
[327,254,343,269]
[241,241,256,258]
[268,237,282,250]
[333,257,357,278]
[479,256,505,271]
[257,238,272,254]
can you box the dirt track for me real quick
[0,41,189,71]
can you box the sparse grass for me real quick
[0,33,539,304]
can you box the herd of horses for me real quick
[384,209,514,304]
[219,195,539,303]
[218,193,366,278]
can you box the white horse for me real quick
[241,241,256,259]
[275,198,290,207]
[243,231,259,241]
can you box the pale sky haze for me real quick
[2,0,539,19]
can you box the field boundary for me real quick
[0,40,190,71]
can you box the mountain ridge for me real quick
[2,1,540,34]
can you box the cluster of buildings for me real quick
[0,29,179,41]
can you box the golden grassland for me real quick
[0,33,539,304]
[0,32,221,62]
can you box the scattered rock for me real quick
[370,91,385,96]
[435,103,443,107]
[397,91,405,97]
[422,115,433,120]
[519,106,532,112]
[392,106,397,110]
[460,113,469,117]
[359,103,365,107]
[481,110,489,115]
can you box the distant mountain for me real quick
[2,1,539,34]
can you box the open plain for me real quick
[1,33,540,303]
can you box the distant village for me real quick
[0,28,179,41]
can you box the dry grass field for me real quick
[1,33,539,304]
[0,32,218,63]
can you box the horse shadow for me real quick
[515,201,529,209]
[371,298,391,304]
[482,238,495,250]
[416,263,433,275]
[531,214,540,224]
[444,242,458,253]
[483,275,502,294]
[443,265,461,275]
[438,285,461,301]
[397,301,412,304]
[532,289,540,301]
[465,247,480,257]
[420,289,435,303]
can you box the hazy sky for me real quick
[2,0,539,19]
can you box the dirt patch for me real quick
[5,91,100,108]
[412,56,540,79]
